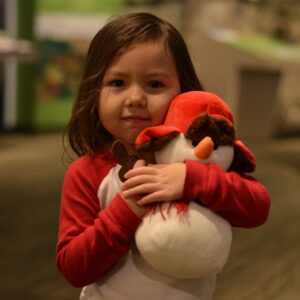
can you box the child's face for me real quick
[98,41,180,151]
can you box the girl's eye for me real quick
[109,79,124,87]
[148,80,164,89]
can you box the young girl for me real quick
[56,12,270,300]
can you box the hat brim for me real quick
[135,125,181,145]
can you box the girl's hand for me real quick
[121,162,186,205]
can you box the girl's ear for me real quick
[229,145,256,173]
[111,140,139,182]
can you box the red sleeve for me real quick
[56,155,142,287]
[183,160,270,228]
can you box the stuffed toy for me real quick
[112,91,256,279]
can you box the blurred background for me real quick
[0,0,299,299]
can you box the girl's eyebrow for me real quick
[103,70,126,78]
[146,71,172,78]
[104,70,172,79]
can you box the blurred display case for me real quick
[0,0,36,132]
[0,33,35,131]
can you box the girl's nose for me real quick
[126,85,146,107]
[194,136,214,160]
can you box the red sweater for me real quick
[56,150,270,288]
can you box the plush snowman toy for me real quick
[114,91,256,279]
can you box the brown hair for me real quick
[65,12,204,157]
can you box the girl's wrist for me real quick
[122,196,146,217]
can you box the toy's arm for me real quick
[183,160,270,228]
[56,156,142,287]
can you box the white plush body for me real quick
[135,134,233,279]
[135,202,232,279]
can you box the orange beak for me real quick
[194,136,214,160]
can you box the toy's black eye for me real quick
[192,140,198,147]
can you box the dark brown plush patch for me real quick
[185,113,235,149]
[111,140,139,182]
[186,113,255,173]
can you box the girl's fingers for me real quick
[124,166,157,179]
[122,163,186,205]
[122,183,157,198]
[137,191,164,205]
[122,175,156,190]
[133,159,146,168]
[149,163,168,169]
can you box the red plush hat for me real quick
[164,91,234,131]
[136,91,256,169]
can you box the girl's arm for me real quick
[56,156,142,288]
[122,160,270,228]
[183,160,270,228]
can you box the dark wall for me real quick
[0,0,5,130]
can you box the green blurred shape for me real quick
[38,0,126,14]
[34,98,73,131]
[16,0,36,131]
[229,35,300,62]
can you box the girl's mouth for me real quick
[123,115,150,126]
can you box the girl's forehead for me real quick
[109,41,172,67]
[127,39,170,52]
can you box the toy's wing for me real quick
[136,125,180,145]
[111,140,139,182]
[231,140,256,173]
